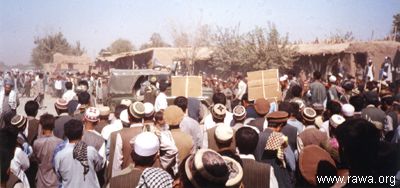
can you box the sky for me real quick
[0,0,399,65]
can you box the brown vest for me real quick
[241,158,271,188]
[82,130,105,151]
[6,174,20,188]
[120,127,143,169]
[170,128,193,163]
[298,127,328,147]
[206,126,236,153]
[109,165,143,188]
[27,118,40,145]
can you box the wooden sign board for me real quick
[171,76,202,97]
[247,69,281,101]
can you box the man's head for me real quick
[65,82,73,90]
[302,107,317,126]
[143,102,155,120]
[211,104,227,123]
[3,79,13,95]
[164,105,185,126]
[38,73,44,79]
[235,127,259,155]
[114,104,128,120]
[131,132,160,167]
[266,111,289,131]
[336,119,380,172]
[154,111,165,126]
[11,115,27,132]
[326,100,342,115]
[78,80,89,89]
[240,93,252,107]
[128,102,145,123]
[254,98,270,117]
[313,71,322,80]
[159,82,168,92]
[64,119,83,141]
[174,96,188,112]
[212,92,227,105]
[54,98,68,115]
[349,95,365,112]
[40,113,56,131]
[25,100,39,117]
[291,85,302,98]
[78,91,91,105]
[84,107,100,126]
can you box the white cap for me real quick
[132,132,160,157]
[329,75,337,83]
[120,109,130,124]
[84,107,100,122]
[279,75,288,82]
[330,114,346,128]
[121,99,132,107]
[341,104,355,117]
[214,123,234,144]
[144,102,155,117]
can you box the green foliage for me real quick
[210,25,245,73]
[140,33,170,50]
[30,32,85,67]
[107,39,135,54]
[210,24,297,74]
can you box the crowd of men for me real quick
[1,57,400,188]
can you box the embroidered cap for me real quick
[233,105,246,121]
[55,98,68,110]
[212,103,227,120]
[11,115,27,129]
[128,102,145,119]
[84,107,100,122]
[185,149,243,188]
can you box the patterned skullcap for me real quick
[84,107,100,122]
[212,103,227,120]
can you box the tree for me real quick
[327,31,355,44]
[243,25,297,70]
[30,32,85,67]
[210,25,245,74]
[107,38,135,54]
[170,23,213,74]
[392,13,400,41]
[140,33,170,50]
[210,24,297,74]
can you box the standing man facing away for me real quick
[54,119,104,188]
[309,71,326,105]
[33,114,63,188]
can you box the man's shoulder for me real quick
[182,116,199,125]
